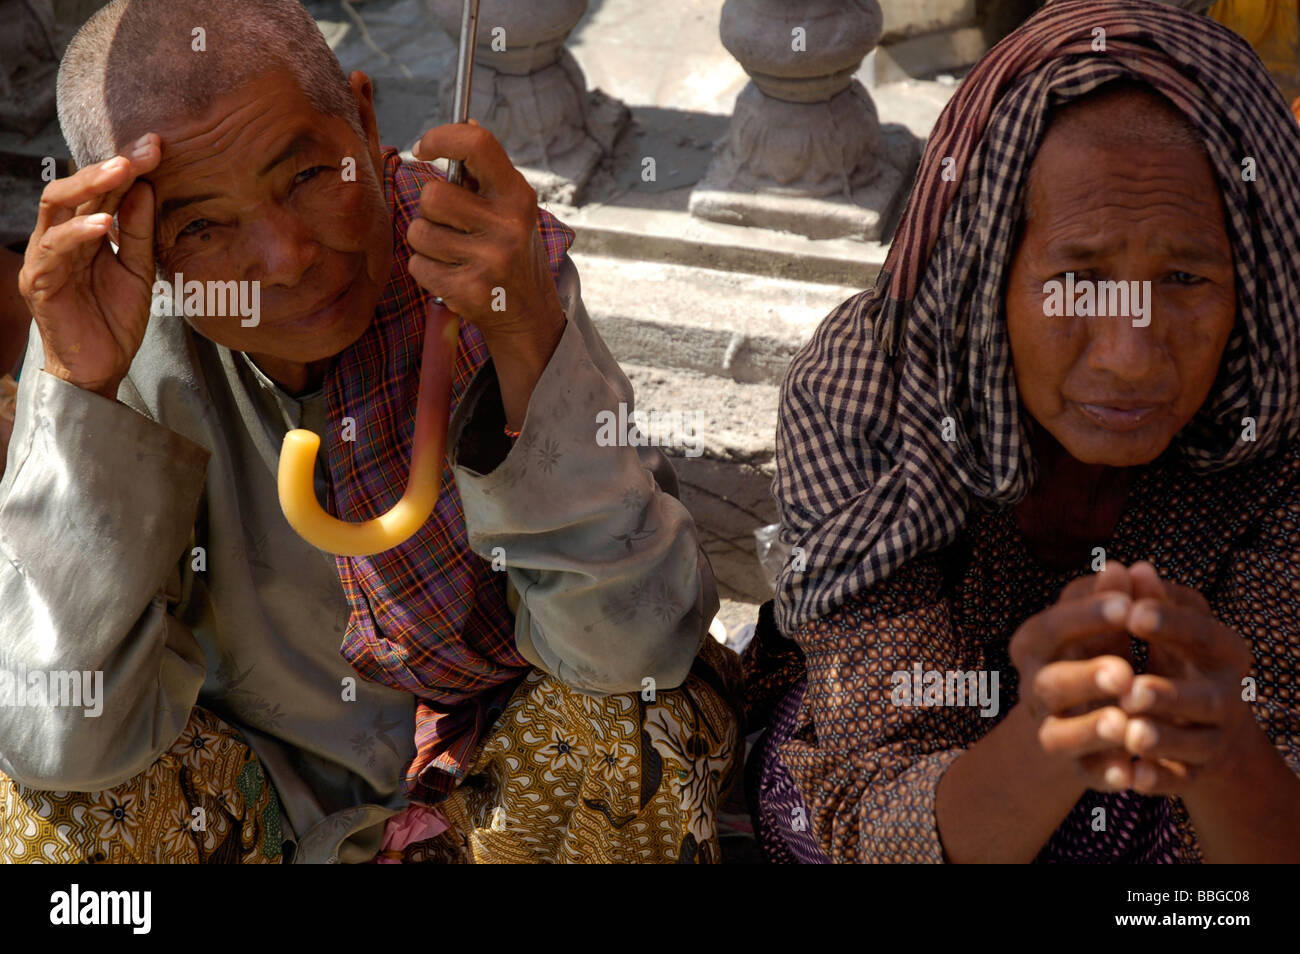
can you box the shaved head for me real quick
[57,0,362,170]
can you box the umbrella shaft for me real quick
[446,0,482,188]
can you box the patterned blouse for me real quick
[772,438,1300,862]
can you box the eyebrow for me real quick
[258,131,317,177]
[158,191,219,224]
[1042,236,1232,268]
[1150,239,1233,267]
[156,131,321,225]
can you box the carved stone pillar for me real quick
[426,0,628,204]
[689,0,912,241]
[0,0,61,136]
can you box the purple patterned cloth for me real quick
[752,681,829,864]
[1037,789,1185,863]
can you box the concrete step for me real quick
[617,362,780,464]
[616,362,781,604]
[561,202,890,288]
[572,252,862,603]
[571,252,861,387]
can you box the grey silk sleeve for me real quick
[0,326,209,790]
[448,256,717,695]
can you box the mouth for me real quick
[1074,401,1162,433]
[282,278,356,329]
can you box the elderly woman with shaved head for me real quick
[750,0,1300,863]
[0,0,739,864]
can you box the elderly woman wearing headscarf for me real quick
[751,0,1300,863]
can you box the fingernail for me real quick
[1104,765,1127,789]
[1131,603,1160,632]
[1098,708,1125,742]
[102,156,128,174]
[1127,718,1157,752]
[132,134,153,158]
[1101,595,1129,626]
[1125,682,1155,712]
[1096,666,1122,694]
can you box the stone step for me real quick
[570,251,861,387]
[615,362,781,604]
[569,253,862,603]
[560,200,890,288]
[616,362,780,464]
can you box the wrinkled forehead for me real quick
[1018,85,1221,227]
[142,74,356,216]
[121,67,320,170]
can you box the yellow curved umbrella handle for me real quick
[277,303,461,556]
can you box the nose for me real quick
[1085,312,1161,385]
[242,206,321,289]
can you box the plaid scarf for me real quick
[324,147,575,801]
[775,0,1300,633]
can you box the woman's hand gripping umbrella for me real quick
[277,0,481,557]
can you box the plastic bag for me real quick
[753,523,792,593]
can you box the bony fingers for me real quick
[416,123,508,194]
[1126,598,1182,647]
[1016,591,1131,667]
[1128,560,1167,600]
[1039,705,1128,756]
[39,158,125,232]
[23,214,113,301]
[1128,599,1226,661]
[1131,757,1194,795]
[407,254,476,310]
[93,136,160,216]
[1120,674,1224,725]
[34,213,113,261]
[1079,751,1133,791]
[72,138,159,221]
[1092,560,1132,596]
[1055,594,1132,662]
[1034,655,1133,713]
[68,150,133,201]
[127,132,159,165]
[1085,754,1189,794]
[1124,717,1221,765]
[1094,655,1134,696]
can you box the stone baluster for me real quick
[0,0,61,136]
[425,0,628,204]
[689,0,913,241]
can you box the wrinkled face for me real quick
[1004,121,1237,467]
[142,67,392,368]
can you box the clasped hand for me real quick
[1009,560,1256,797]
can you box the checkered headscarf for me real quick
[775,0,1300,633]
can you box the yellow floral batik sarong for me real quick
[0,707,282,864]
[408,637,743,864]
[1,640,742,864]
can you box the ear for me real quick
[348,70,383,171]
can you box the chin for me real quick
[290,320,373,363]
[1058,429,1172,468]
